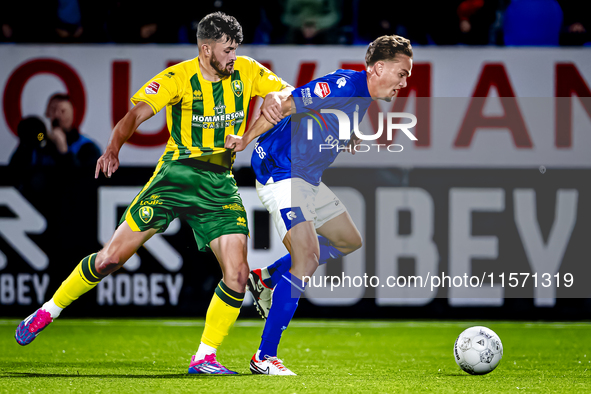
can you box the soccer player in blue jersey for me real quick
[225,35,413,375]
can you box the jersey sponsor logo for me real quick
[193,90,203,101]
[214,103,226,115]
[301,87,313,106]
[222,203,245,211]
[141,194,163,206]
[280,207,306,230]
[145,81,160,95]
[231,80,244,97]
[314,82,331,98]
[254,142,266,159]
[139,206,154,223]
[140,200,162,206]
[191,110,245,129]
[337,77,346,88]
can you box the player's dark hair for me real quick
[365,35,413,66]
[197,12,243,45]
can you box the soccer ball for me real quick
[453,326,503,375]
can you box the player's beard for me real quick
[210,53,233,77]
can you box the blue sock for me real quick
[258,273,306,360]
[264,254,291,288]
[317,235,346,262]
[264,236,346,288]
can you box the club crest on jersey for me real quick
[231,80,244,97]
[314,82,331,99]
[145,81,160,95]
[139,206,153,223]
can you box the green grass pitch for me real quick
[1,319,589,393]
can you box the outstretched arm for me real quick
[95,101,155,178]
[225,95,295,152]
[259,86,294,125]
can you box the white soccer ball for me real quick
[453,326,503,375]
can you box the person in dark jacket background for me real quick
[45,93,101,167]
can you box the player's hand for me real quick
[347,134,362,155]
[225,134,246,152]
[260,92,284,125]
[95,149,120,179]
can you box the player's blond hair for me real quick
[365,35,413,66]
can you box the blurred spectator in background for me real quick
[8,117,75,196]
[457,0,500,45]
[2,0,589,46]
[45,93,102,167]
[357,1,461,45]
[55,0,84,41]
[1,1,56,42]
[9,117,74,168]
[176,1,262,44]
[281,0,343,44]
[1,0,107,43]
[503,0,563,45]
[558,0,591,46]
[105,0,178,43]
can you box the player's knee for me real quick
[349,235,363,253]
[331,234,363,255]
[95,252,123,276]
[224,262,249,292]
[236,263,249,288]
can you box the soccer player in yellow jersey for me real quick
[15,12,292,375]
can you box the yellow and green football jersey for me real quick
[131,56,287,164]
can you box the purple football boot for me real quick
[15,309,53,346]
[188,354,238,375]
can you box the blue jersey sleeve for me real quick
[292,72,358,114]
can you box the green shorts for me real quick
[120,159,248,251]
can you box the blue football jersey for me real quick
[252,69,371,186]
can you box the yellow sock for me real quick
[201,281,244,348]
[53,253,105,309]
